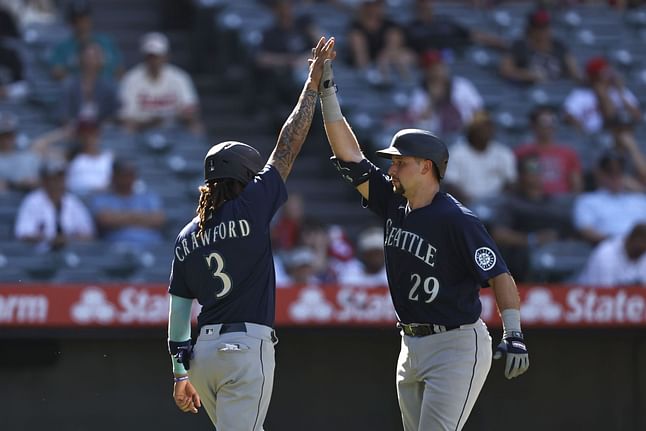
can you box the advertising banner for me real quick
[1,283,645,328]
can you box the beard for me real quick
[392,180,406,195]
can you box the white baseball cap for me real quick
[140,32,169,55]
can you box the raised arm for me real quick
[318,55,370,199]
[268,37,335,181]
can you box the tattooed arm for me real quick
[268,87,318,181]
[268,37,336,181]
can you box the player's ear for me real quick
[421,159,433,175]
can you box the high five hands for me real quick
[307,37,336,91]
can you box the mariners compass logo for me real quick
[474,247,496,271]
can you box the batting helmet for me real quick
[375,129,449,179]
[204,141,264,184]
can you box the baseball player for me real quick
[166,37,336,430]
[318,57,529,430]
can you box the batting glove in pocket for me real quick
[494,332,529,379]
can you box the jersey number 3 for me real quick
[408,274,440,303]
[205,252,233,298]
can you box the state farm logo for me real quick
[71,288,116,323]
[521,288,562,323]
[0,294,48,323]
[289,286,334,322]
[564,288,646,323]
[70,286,195,325]
[288,286,396,323]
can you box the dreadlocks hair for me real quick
[197,179,245,235]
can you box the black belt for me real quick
[397,322,460,337]
[219,322,278,343]
[220,322,247,334]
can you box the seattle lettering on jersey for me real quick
[385,218,437,268]
[175,219,251,261]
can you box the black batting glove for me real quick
[494,331,529,379]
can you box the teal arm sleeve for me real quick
[168,294,193,374]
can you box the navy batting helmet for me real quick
[375,129,449,179]
[204,141,263,184]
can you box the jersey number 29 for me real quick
[205,252,233,298]
[408,274,440,303]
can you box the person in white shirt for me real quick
[573,151,646,244]
[338,227,388,287]
[408,50,483,135]
[444,111,517,204]
[0,112,41,193]
[119,32,202,134]
[66,121,113,196]
[15,160,95,251]
[578,223,646,286]
[564,56,641,134]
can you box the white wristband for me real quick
[320,94,343,123]
[319,59,343,123]
[501,309,521,337]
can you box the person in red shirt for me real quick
[514,105,583,196]
[271,193,304,251]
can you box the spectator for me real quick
[610,127,646,192]
[14,159,95,250]
[274,254,291,286]
[405,0,507,57]
[499,9,580,84]
[60,43,118,126]
[0,6,19,39]
[407,50,483,135]
[491,156,575,281]
[0,38,28,101]
[338,227,388,287]
[514,105,583,196]
[573,151,646,244]
[91,159,166,248]
[66,121,113,196]
[119,32,202,134]
[0,0,58,30]
[0,112,40,192]
[282,246,320,284]
[327,224,355,263]
[578,223,646,286]
[564,56,641,134]
[49,0,123,81]
[346,0,416,82]
[255,0,319,115]
[299,218,338,283]
[443,111,517,204]
[271,193,304,251]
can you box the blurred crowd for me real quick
[252,0,646,286]
[1,0,646,286]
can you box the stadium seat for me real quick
[529,240,593,282]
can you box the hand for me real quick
[493,332,529,379]
[173,379,201,414]
[306,37,336,91]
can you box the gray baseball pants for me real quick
[396,319,492,431]
[188,323,277,431]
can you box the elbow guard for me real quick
[331,157,374,187]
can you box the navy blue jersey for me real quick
[168,165,287,330]
[363,166,509,326]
